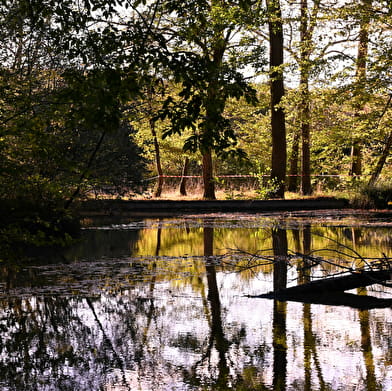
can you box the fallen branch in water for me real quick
[230,245,392,308]
[249,270,392,296]
[248,290,392,310]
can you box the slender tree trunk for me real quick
[350,0,371,176]
[268,0,287,198]
[368,94,392,186]
[288,128,300,192]
[65,130,106,209]
[150,119,164,197]
[202,41,223,201]
[179,157,189,196]
[368,130,392,186]
[350,143,363,176]
[202,150,216,200]
[299,0,312,195]
[300,83,312,195]
[200,8,226,201]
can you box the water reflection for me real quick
[272,228,288,391]
[203,222,230,389]
[359,288,378,391]
[0,212,391,390]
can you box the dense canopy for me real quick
[0,0,391,247]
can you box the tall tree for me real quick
[349,0,372,176]
[157,0,258,199]
[298,0,319,195]
[284,0,341,194]
[267,0,287,198]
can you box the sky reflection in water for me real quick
[0,212,391,391]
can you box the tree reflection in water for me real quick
[0,296,110,390]
[203,222,230,389]
[272,227,288,391]
[0,214,391,390]
[358,287,380,391]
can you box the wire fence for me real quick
[141,174,385,193]
[87,173,390,199]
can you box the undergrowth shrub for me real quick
[353,182,392,209]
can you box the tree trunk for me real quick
[368,94,392,186]
[179,157,189,196]
[150,119,164,197]
[202,151,216,200]
[349,142,363,176]
[65,130,106,209]
[288,128,300,192]
[299,0,312,195]
[368,130,392,186]
[268,0,286,199]
[300,85,312,195]
[349,0,371,176]
[199,1,227,201]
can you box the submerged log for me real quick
[253,291,392,310]
[269,270,391,296]
[248,270,392,309]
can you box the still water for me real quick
[1,211,391,391]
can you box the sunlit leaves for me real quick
[152,0,262,163]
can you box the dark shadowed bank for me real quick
[76,197,349,217]
[4,196,391,263]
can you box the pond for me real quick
[1,210,391,391]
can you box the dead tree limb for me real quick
[252,291,392,310]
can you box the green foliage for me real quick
[254,170,283,200]
[133,83,271,181]
[156,0,261,159]
[223,188,247,200]
[0,0,391,210]
[0,0,154,248]
[0,67,148,203]
[0,0,152,201]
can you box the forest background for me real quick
[0,0,391,249]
